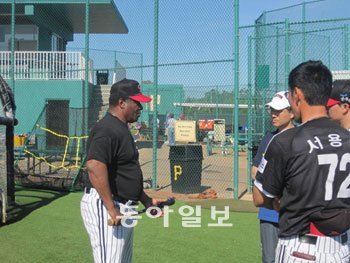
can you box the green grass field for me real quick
[0,187,261,262]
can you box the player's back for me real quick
[272,117,350,236]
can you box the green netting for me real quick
[3,0,350,198]
[15,104,108,191]
[240,17,350,137]
[0,125,7,223]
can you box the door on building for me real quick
[46,100,69,150]
[13,40,38,51]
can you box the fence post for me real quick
[260,12,267,138]
[83,0,90,146]
[233,0,240,199]
[328,36,331,68]
[302,1,306,62]
[275,27,279,94]
[11,0,15,91]
[247,35,253,192]
[284,19,290,90]
[114,51,117,80]
[215,86,219,119]
[6,125,15,206]
[152,0,159,190]
[344,24,349,70]
[141,53,144,86]
[7,0,16,206]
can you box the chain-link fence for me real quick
[0,75,16,223]
[241,18,350,136]
[15,104,108,190]
[3,0,350,198]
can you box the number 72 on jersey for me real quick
[318,153,350,201]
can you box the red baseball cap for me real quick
[110,78,152,103]
[326,80,350,107]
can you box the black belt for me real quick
[299,233,348,245]
[84,188,138,205]
[114,197,139,206]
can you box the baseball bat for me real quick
[137,197,176,215]
[107,197,176,226]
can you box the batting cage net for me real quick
[15,104,108,191]
[0,124,7,223]
[0,75,16,224]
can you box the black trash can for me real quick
[96,70,109,85]
[169,144,203,193]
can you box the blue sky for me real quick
[68,0,349,88]
[112,0,309,58]
[111,0,301,86]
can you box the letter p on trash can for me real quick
[169,145,203,193]
[174,165,182,181]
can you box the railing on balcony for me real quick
[0,51,94,83]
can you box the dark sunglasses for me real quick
[269,108,284,115]
[268,107,291,115]
[125,98,143,110]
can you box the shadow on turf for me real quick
[2,186,69,226]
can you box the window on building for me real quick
[0,25,38,51]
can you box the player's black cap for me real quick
[110,78,152,103]
[327,79,350,107]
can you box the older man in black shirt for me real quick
[81,78,165,263]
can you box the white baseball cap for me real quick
[266,91,290,110]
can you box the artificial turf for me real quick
[0,187,261,262]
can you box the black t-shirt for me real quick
[86,112,143,201]
[256,117,350,237]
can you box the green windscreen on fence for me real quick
[2,0,350,198]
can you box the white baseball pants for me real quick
[81,188,134,263]
[275,230,350,262]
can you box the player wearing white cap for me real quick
[252,91,294,263]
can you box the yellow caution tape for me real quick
[24,125,88,170]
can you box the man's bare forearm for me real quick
[253,186,274,210]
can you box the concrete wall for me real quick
[14,79,85,134]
